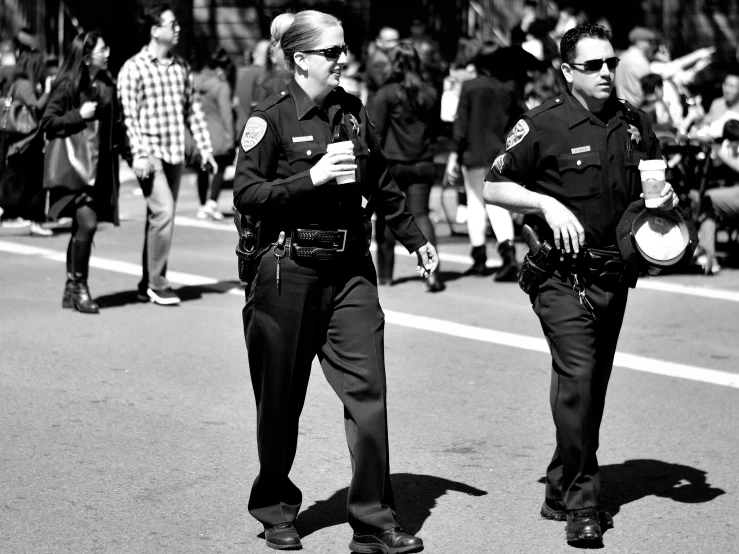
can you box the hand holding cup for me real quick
[310,142,356,186]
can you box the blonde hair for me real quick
[274,10,342,73]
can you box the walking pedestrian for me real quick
[41,30,121,314]
[194,48,234,221]
[234,10,437,553]
[483,24,678,545]
[117,2,216,306]
[0,48,52,236]
[371,41,444,291]
[445,49,525,281]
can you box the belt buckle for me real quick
[335,229,348,253]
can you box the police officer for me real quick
[483,24,678,545]
[233,10,437,554]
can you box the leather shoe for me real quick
[264,522,301,550]
[541,501,613,528]
[566,507,603,544]
[349,527,423,553]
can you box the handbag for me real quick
[43,121,100,190]
[0,82,39,137]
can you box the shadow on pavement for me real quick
[390,270,472,287]
[94,280,243,309]
[295,473,487,538]
[538,458,725,517]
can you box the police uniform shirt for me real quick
[486,90,661,248]
[234,78,425,252]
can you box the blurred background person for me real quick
[194,48,234,221]
[445,49,526,282]
[615,26,659,107]
[251,14,292,110]
[406,19,446,91]
[365,25,398,110]
[234,39,268,131]
[337,45,366,104]
[42,30,121,313]
[0,48,52,235]
[371,42,444,292]
[702,69,739,139]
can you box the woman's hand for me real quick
[80,101,98,120]
[415,242,439,278]
[309,150,356,186]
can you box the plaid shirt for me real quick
[117,46,212,164]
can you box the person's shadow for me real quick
[94,280,243,309]
[538,458,725,518]
[294,473,487,538]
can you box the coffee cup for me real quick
[327,141,355,184]
[638,159,667,209]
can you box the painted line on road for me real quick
[2,239,738,390]
[174,216,739,302]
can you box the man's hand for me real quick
[642,181,679,210]
[415,242,439,278]
[133,155,157,180]
[201,152,219,174]
[540,196,585,253]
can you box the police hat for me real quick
[616,201,697,271]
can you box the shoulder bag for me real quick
[43,121,100,191]
[0,82,39,137]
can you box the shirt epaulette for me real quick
[526,94,566,120]
[254,89,292,114]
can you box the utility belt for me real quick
[269,225,371,262]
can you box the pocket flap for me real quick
[285,141,326,163]
[557,151,601,173]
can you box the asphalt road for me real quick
[1,172,737,554]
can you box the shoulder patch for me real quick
[506,120,529,151]
[492,154,507,173]
[241,117,268,153]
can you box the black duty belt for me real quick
[565,247,636,288]
[290,228,349,261]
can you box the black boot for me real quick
[494,239,519,282]
[70,238,99,314]
[62,240,75,308]
[467,245,487,276]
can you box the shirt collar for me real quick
[564,89,622,129]
[140,46,175,67]
[288,79,341,120]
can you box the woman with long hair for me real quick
[372,42,444,291]
[234,10,436,552]
[41,30,121,314]
[0,49,52,235]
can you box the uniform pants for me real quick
[532,274,629,510]
[461,166,514,246]
[242,250,398,534]
[137,159,183,291]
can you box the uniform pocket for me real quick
[557,151,602,200]
[284,141,327,166]
[625,151,648,197]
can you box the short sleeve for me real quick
[485,118,539,186]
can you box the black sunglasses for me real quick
[569,56,620,72]
[302,44,348,59]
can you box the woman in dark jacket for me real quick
[41,30,121,314]
[0,49,52,235]
[371,42,444,291]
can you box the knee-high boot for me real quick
[70,238,99,314]
[62,239,75,308]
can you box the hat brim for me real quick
[631,209,690,267]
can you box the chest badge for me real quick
[348,113,361,138]
[627,124,642,145]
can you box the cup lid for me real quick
[638,159,667,171]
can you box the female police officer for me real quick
[233,10,437,553]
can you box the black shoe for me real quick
[422,274,445,293]
[566,507,603,544]
[349,527,423,554]
[466,245,488,276]
[146,287,181,305]
[494,239,518,282]
[62,278,75,309]
[264,522,302,550]
[541,501,613,528]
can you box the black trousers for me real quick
[532,272,629,510]
[242,248,398,534]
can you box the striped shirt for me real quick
[117,46,212,164]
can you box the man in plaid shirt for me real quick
[118,2,217,306]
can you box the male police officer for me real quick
[483,24,678,545]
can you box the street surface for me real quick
[1,169,737,553]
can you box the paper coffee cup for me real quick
[638,159,667,209]
[327,141,355,184]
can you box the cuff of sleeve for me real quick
[285,172,319,198]
[398,224,427,253]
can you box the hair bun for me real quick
[270,12,295,45]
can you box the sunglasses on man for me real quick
[569,57,620,72]
[302,44,348,59]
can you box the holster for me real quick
[234,212,260,284]
[519,225,559,294]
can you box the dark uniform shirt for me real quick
[452,74,524,169]
[234,78,425,252]
[486,90,661,249]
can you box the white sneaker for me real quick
[30,222,53,236]
[196,206,210,219]
[2,217,31,228]
[205,200,224,221]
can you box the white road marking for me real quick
[174,216,739,299]
[2,239,737,390]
